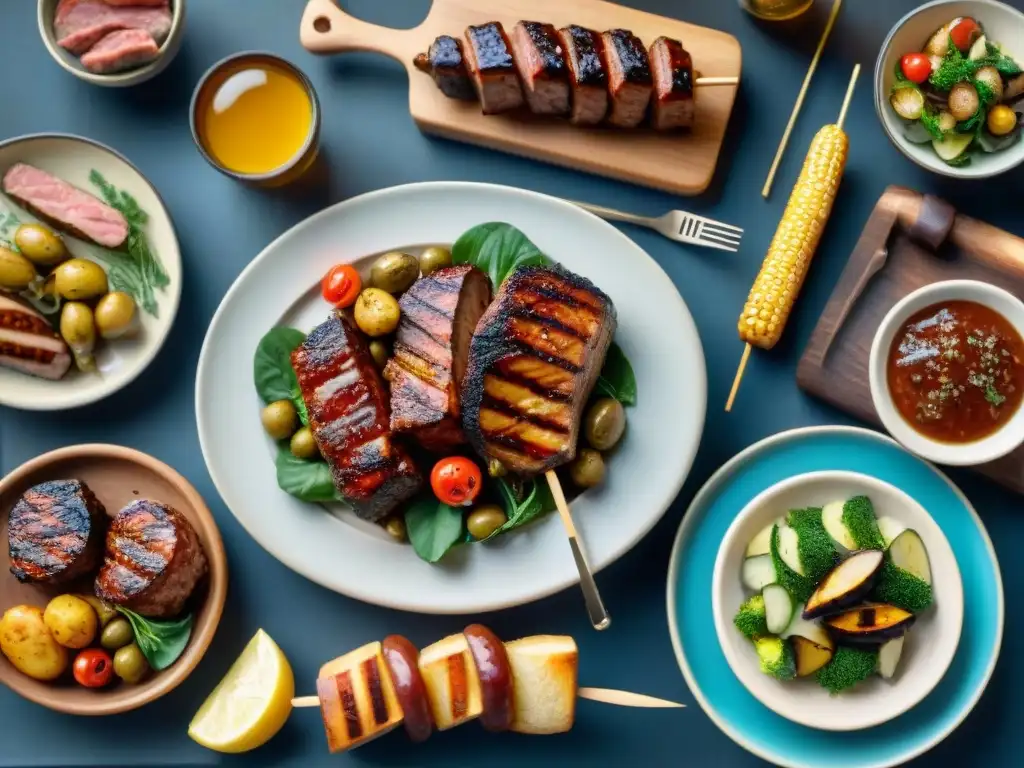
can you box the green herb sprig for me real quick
[116,607,193,671]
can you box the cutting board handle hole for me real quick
[313,16,331,34]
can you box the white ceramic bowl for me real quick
[712,470,963,732]
[869,279,1024,465]
[874,0,1024,179]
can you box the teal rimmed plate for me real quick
[666,426,1003,768]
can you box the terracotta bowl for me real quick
[0,444,227,715]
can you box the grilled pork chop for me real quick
[94,499,208,618]
[8,479,107,585]
[293,312,422,521]
[461,266,616,475]
[384,265,492,452]
[0,295,72,380]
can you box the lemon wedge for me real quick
[188,629,295,753]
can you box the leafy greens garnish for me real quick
[485,476,556,540]
[930,37,977,91]
[594,342,637,406]
[405,498,465,562]
[116,607,193,671]
[919,108,946,140]
[254,327,309,425]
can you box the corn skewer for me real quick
[725,63,860,413]
[761,0,845,198]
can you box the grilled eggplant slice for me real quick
[825,604,915,644]
[803,549,885,620]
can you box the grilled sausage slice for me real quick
[463,22,524,114]
[601,29,653,128]
[510,21,570,116]
[557,25,609,125]
[650,36,695,130]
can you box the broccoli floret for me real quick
[754,636,796,681]
[929,40,976,91]
[734,595,769,639]
[770,524,815,604]
[816,646,878,695]
[787,507,839,583]
[841,496,885,550]
[872,560,933,613]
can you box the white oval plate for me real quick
[196,182,706,613]
[0,134,182,411]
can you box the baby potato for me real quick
[354,287,401,337]
[0,605,69,681]
[43,594,98,649]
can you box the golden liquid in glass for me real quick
[740,0,815,21]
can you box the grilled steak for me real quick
[0,295,72,381]
[413,35,476,101]
[2,164,128,249]
[81,28,161,74]
[293,312,422,521]
[8,479,107,584]
[463,23,524,114]
[384,265,492,452]
[650,37,695,130]
[601,29,653,128]
[510,22,569,116]
[94,499,208,618]
[55,0,172,57]
[462,266,616,475]
[556,26,609,125]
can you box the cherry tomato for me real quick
[900,53,933,84]
[949,17,981,52]
[321,264,362,308]
[73,648,115,688]
[430,457,483,506]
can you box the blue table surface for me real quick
[1,1,1020,766]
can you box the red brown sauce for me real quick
[887,300,1024,443]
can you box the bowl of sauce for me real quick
[190,52,320,187]
[870,279,1024,465]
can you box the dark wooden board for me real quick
[797,185,1024,494]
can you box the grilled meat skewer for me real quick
[650,36,695,130]
[412,35,475,101]
[601,29,653,128]
[510,21,570,116]
[464,22,524,114]
[557,25,609,125]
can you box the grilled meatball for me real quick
[557,25,609,125]
[601,29,653,128]
[510,21,570,116]
[463,22,524,114]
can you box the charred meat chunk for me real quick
[462,266,617,475]
[463,22,524,115]
[385,265,492,452]
[293,312,422,521]
[9,479,107,585]
[81,28,161,75]
[650,36,695,130]
[600,29,653,128]
[556,25,609,125]
[94,499,208,618]
[413,35,477,101]
[0,295,72,381]
[510,22,570,116]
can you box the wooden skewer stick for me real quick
[694,76,739,88]
[292,687,684,710]
[761,0,844,199]
[545,469,611,631]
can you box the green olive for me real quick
[54,258,108,301]
[584,398,626,451]
[487,459,507,478]
[80,596,118,627]
[290,426,320,459]
[418,246,452,276]
[0,246,38,291]
[13,223,67,267]
[384,517,407,542]
[354,288,401,337]
[113,643,149,684]
[94,292,138,340]
[261,400,298,440]
[467,504,508,541]
[100,617,134,651]
[369,339,390,370]
[60,302,96,372]
[370,251,420,295]
[569,449,605,489]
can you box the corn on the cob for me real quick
[739,124,849,349]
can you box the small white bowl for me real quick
[712,471,963,731]
[874,0,1024,179]
[869,279,1024,466]
[38,0,186,87]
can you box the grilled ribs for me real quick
[8,479,107,584]
[293,312,422,521]
[384,265,492,452]
[461,266,616,475]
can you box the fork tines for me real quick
[680,215,743,253]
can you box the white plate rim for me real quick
[665,425,1005,768]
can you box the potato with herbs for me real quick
[0,605,69,681]
[0,246,38,291]
[371,251,420,294]
[354,287,401,337]
[95,292,138,339]
[42,595,97,649]
[54,258,108,300]
[60,301,97,372]
[261,400,298,440]
[14,223,67,267]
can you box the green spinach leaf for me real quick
[594,341,637,405]
[276,447,341,503]
[405,498,465,562]
[452,222,551,288]
[116,607,192,671]
[485,477,556,540]
[254,327,309,425]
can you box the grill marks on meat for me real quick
[0,295,72,381]
[94,499,208,618]
[557,26,609,125]
[81,28,161,74]
[413,36,476,101]
[8,480,107,584]
[293,312,422,521]
[601,29,653,128]
[55,0,172,57]
[650,36,695,131]
[510,22,570,116]
[462,267,617,474]
[2,164,129,249]
[464,23,524,114]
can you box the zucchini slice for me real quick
[763,584,795,635]
[741,554,777,591]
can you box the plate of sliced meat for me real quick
[0,133,181,411]
[195,182,706,613]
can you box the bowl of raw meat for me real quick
[38,0,186,87]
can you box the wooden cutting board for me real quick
[797,185,1024,495]
[299,0,742,196]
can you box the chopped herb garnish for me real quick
[986,385,1007,407]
